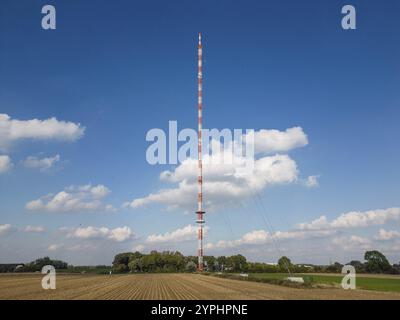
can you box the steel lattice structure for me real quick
[196,33,205,271]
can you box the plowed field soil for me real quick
[1,273,399,300]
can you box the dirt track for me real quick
[0,273,399,300]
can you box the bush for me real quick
[113,264,129,273]
[186,261,197,272]
[302,275,314,285]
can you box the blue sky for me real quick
[0,0,399,265]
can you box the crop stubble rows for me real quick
[0,273,400,300]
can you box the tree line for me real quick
[112,250,400,274]
[0,257,110,274]
[0,257,68,273]
[317,250,400,274]
[1,250,399,274]
[112,251,249,273]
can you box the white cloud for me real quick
[68,243,97,251]
[332,235,372,251]
[48,244,61,251]
[146,224,209,244]
[127,154,299,212]
[22,155,60,171]
[90,185,111,199]
[133,244,145,252]
[26,184,115,213]
[249,127,308,154]
[0,113,85,150]
[239,229,270,245]
[24,225,45,233]
[105,204,117,212]
[108,227,133,242]
[331,208,400,229]
[0,224,14,235]
[66,226,109,239]
[205,207,400,252]
[0,155,13,173]
[305,175,319,188]
[64,226,134,242]
[206,228,336,250]
[297,216,329,230]
[125,127,308,212]
[297,207,400,230]
[375,229,400,241]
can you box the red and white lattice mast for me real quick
[196,33,205,271]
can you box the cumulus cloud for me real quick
[248,127,308,154]
[209,229,270,248]
[26,184,115,213]
[297,216,329,230]
[375,229,400,241]
[125,127,309,212]
[63,226,133,242]
[90,185,111,199]
[330,208,400,228]
[66,226,109,239]
[22,155,60,171]
[304,175,319,188]
[206,228,336,250]
[332,235,372,251]
[297,207,400,230]
[146,224,209,244]
[0,155,13,173]
[24,225,45,233]
[205,207,400,251]
[108,227,134,242]
[0,224,14,235]
[0,113,85,150]
[127,154,299,212]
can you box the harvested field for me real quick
[0,273,400,300]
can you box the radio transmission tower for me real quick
[196,33,205,271]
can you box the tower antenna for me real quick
[196,32,205,271]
